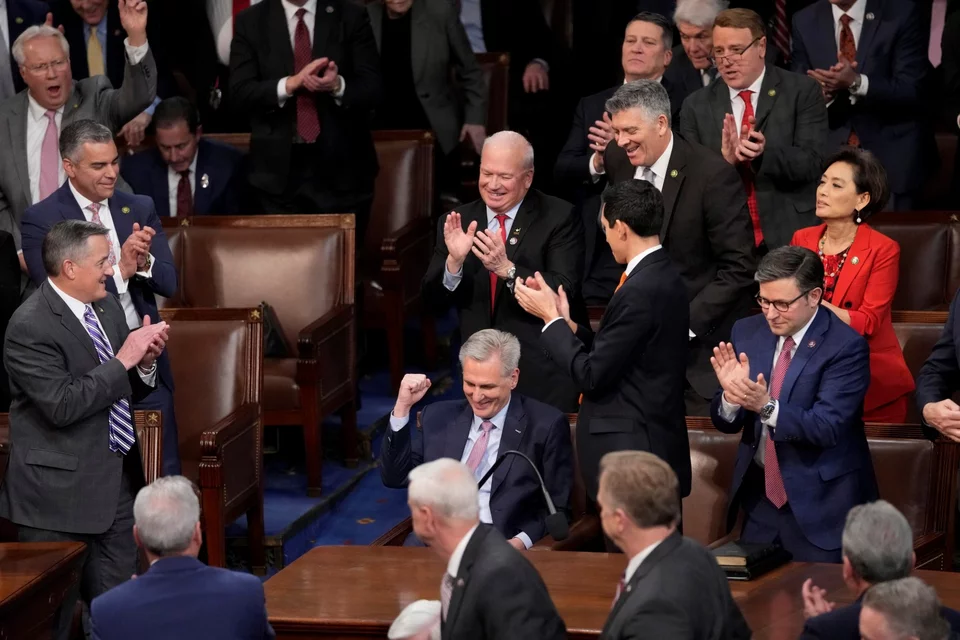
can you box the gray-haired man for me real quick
[860,578,955,640]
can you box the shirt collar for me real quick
[486,199,523,226]
[68,179,107,212]
[642,132,674,184]
[82,18,107,38]
[446,523,480,578]
[624,244,662,277]
[781,307,819,352]
[623,75,664,85]
[727,67,766,104]
[47,278,90,322]
[832,0,866,25]
[169,151,199,180]
[472,399,510,433]
[27,94,65,122]
[282,0,318,21]
[624,538,664,583]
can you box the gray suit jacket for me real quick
[367,0,485,154]
[0,48,157,251]
[678,64,827,249]
[0,281,149,534]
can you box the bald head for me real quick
[478,131,535,214]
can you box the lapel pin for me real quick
[768,89,776,97]
[325,4,334,12]
[456,578,464,587]
[514,429,522,434]
[200,173,210,189]
[807,340,816,348]
[669,169,678,178]
[509,237,518,245]
[626,585,633,592]
[851,256,859,265]
[865,12,874,20]
[121,206,130,214]
[73,103,79,109]
[14,17,23,24]
[511,227,521,235]
[98,307,104,313]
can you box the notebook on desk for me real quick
[712,541,791,581]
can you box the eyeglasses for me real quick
[23,58,68,75]
[755,289,816,312]
[711,37,761,64]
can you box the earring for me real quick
[855,210,862,224]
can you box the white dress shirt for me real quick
[719,308,820,466]
[443,200,522,291]
[27,97,66,205]
[631,132,674,189]
[459,0,486,53]
[68,181,155,331]
[446,523,480,578]
[728,69,765,135]
[47,277,156,386]
[166,153,198,218]
[623,537,665,584]
[831,0,870,99]
[276,0,345,106]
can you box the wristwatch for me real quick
[759,399,777,421]
[850,74,863,93]
[502,264,517,281]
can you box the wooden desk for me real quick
[265,546,960,640]
[0,542,86,640]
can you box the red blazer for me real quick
[791,223,914,412]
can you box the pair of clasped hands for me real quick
[118,222,167,372]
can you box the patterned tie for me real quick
[773,0,791,63]
[294,8,321,143]
[838,14,860,147]
[86,29,105,77]
[465,420,494,474]
[611,572,626,609]
[764,335,794,508]
[83,305,135,454]
[87,203,117,266]
[736,90,763,247]
[176,170,194,217]
[489,214,508,312]
[440,573,455,620]
[39,110,60,200]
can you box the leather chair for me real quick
[161,215,358,497]
[158,307,266,573]
[892,311,951,423]
[363,130,438,391]
[918,133,958,210]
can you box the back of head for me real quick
[601,180,664,239]
[42,219,109,278]
[605,79,672,127]
[673,0,728,28]
[408,458,480,523]
[59,119,114,163]
[133,476,201,558]
[599,450,680,528]
[755,245,824,291]
[842,500,913,584]
[153,96,201,134]
[458,328,520,375]
[862,578,950,640]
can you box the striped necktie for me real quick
[83,305,135,454]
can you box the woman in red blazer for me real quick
[790,148,914,423]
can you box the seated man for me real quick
[711,246,878,562]
[800,500,960,639]
[916,288,960,442]
[860,578,954,640]
[380,328,573,549]
[90,476,274,639]
[120,97,247,217]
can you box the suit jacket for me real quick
[679,64,827,249]
[710,308,879,551]
[379,392,573,543]
[0,281,151,533]
[0,50,157,250]
[229,0,381,199]
[664,47,712,130]
[90,555,275,640]
[421,190,586,411]
[0,230,21,411]
[21,181,178,391]
[479,0,552,86]
[605,135,757,399]
[5,0,48,93]
[601,532,751,640]
[368,0,486,155]
[441,525,566,640]
[791,224,914,412]
[791,0,932,194]
[800,596,960,639]
[120,138,247,216]
[729,0,818,68]
[916,288,960,438]
[541,249,691,500]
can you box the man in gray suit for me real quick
[0,219,169,640]
[0,0,156,275]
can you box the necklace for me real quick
[818,232,853,278]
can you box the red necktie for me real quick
[489,214,507,312]
[176,170,193,217]
[764,336,794,508]
[736,90,763,247]
[294,8,321,143]
[838,14,859,147]
[773,0,790,63]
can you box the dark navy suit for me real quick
[917,289,960,440]
[800,596,960,639]
[89,555,275,640]
[5,0,48,93]
[379,392,573,544]
[21,182,181,475]
[711,308,878,561]
[120,138,247,216]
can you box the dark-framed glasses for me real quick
[755,288,816,312]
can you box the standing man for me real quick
[0,0,47,100]
[665,0,724,103]
[21,120,180,476]
[514,180,691,503]
[916,288,960,442]
[0,219,169,640]
[229,0,381,239]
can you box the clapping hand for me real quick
[514,272,566,324]
[443,212,477,274]
[472,229,511,277]
[801,579,836,619]
[116,315,169,371]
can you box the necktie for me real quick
[465,420,494,474]
[294,8,321,143]
[87,203,117,266]
[611,571,626,609]
[930,0,947,66]
[233,0,251,23]
[39,110,60,200]
[838,14,860,146]
[176,170,193,217]
[736,90,763,247]
[83,305,135,454]
[440,573,455,621]
[0,19,15,101]
[640,167,655,185]
[615,271,627,293]
[702,67,717,87]
[489,214,507,312]
[87,29,105,77]
[773,0,791,63]
[764,335,794,508]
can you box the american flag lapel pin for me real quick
[807,340,816,348]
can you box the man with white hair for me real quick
[407,458,566,639]
[89,476,275,640]
[422,130,586,411]
[860,578,953,640]
[664,0,725,97]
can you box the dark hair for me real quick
[42,220,109,277]
[59,119,113,162]
[600,180,664,238]
[755,246,824,295]
[628,11,674,50]
[823,147,890,220]
[153,97,200,134]
[713,7,766,39]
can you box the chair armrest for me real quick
[379,217,434,293]
[371,517,414,546]
[529,515,602,552]
[200,403,261,453]
[199,403,262,506]
[298,304,355,358]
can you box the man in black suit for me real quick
[679,8,827,249]
[229,0,381,243]
[596,450,751,639]
[380,329,572,549]
[0,230,21,411]
[942,7,960,209]
[860,578,956,640]
[603,80,757,415]
[422,131,585,411]
[515,179,690,502]
[120,97,247,216]
[729,0,817,67]
[916,288,960,441]
[800,500,960,639]
[407,458,566,640]
[0,0,47,101]
[665,0,724,115]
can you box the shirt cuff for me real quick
[123,38,149,65]
[515,532,533,549]
[588,152,606,179]
[333,75,345,105]
[761,400,779,428]
[852,74,869,97]
[530,58,549,73]
[389,412,409,432]
[135,252,155,279]
[542,317,564,333]
[137,362,157,387]
[143,97,161,116]
[113,268,129,295]
[278,78,292,106]
[688,329,695,340]
[443,265,463,291]
[719,393,742,422]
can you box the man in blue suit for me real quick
[90,475,274,640]
[21,119,181,475]
[1,0,47,99]
[120,97,247,217]
[380,328,573,549]
[710,246,877,562]
[917,288,960,442]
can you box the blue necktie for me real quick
[83,305,135,454]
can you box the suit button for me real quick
[844,301,853,309]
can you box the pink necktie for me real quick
[465,421,494,473]
[611,572,626,609]
[87,203,117,266]
[764,336,794,508]
[38,110,59,200]
[930,0,947,66]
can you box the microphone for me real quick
[477,449,569,541]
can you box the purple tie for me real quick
[39,110,59,200]
[86,203,117,266]
[465,421,494,474]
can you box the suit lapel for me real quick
[270,0,296,77]
[659,138,685,241]
[830,226,872,306]
[108,195,134,247]
[491,395,526,496]
[604,532,683,633]
[368,3,382,47]
[855,0,881,68]
[709,80,732,143]
[312,0,338,61]
[753,66,781,131]
[444,527,487,634]
[92,298,124,354]
[152,154,171,218]
[44,282,99,363]
[497,194,538,307]
[60,88,84,128]
[410,1,428,86]
[445,403,475,461]
[192,144,211,214]
[9,95,32,205]
[813,2,839,68]
[780,309,830,402]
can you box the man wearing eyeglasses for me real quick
[679,8,827,251]
[710,245,877,563]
